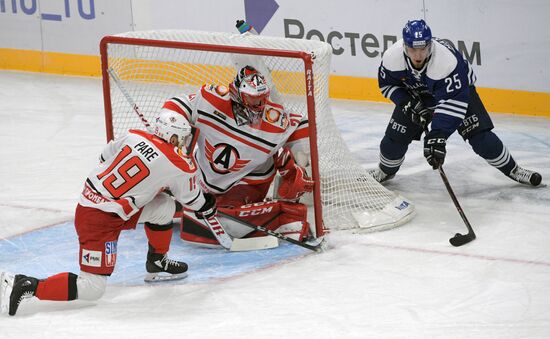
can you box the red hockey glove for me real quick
[276,148,314,200]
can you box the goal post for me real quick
[99,30,415,238]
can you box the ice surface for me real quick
[1,71,549,338]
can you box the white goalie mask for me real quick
[229,65,271,126]
[153,110,192,149]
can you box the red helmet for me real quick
[229,66,270,125]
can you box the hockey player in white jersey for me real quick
[161,64,314,247]
[0,110,228,316]
[370,19,542,186]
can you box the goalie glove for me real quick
[402,97,433,127]
[275,148,314,200]
[195,193,233,249]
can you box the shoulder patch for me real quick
[204,84,229,97]
[426,40,458,80]
[264,106,289,129]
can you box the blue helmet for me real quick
[403,20,432,48]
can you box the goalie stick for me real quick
[107,68,277,251]
[219,211,327,252]
[423,126,476,247]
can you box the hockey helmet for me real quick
[403,19,432,49]
[229,65,270,126]
[154,110,192,149]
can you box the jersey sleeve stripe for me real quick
[442,99,468,108]
[381,85,399,98]
[435,99,468,118]
[436,103,467,115]
[434,109,465,119]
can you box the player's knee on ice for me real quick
[77,271,107,301]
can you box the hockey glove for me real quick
[276,148,314,200]
[194,192,217,219]
[402,97,433,127]
[423,130,447,170]
[194,193,233,249]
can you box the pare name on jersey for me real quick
[134,141,160,162]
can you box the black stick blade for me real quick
[449,232,476,247]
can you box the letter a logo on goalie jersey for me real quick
[205,139,250,174]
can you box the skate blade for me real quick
[0,272,14,315]
[144,272,188,283]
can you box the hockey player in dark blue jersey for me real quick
[370,19,541,186]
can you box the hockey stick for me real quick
[437,166,476,246]
[424,127,476,246]
[107,68,154,133]
[218,210,326,252]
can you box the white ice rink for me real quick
[1,71,549,338]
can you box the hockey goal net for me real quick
[100,30,414,237]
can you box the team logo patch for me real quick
[105,241,117,267]
[265,108,280,123]
[396,201,410,210]
[204,139,250,174]
[81,249,102,267]
[264,108,289,129]
[215,85,229,96]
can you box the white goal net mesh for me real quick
[102,30,414,233]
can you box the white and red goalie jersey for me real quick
[79,129,205,220]
[160,84,310,195]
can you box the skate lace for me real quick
[513,167,531,183]
[161,255,182,269]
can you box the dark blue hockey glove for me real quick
[402,97,433,127]
[424,130,447,169]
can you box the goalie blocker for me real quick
[180,200,310,248]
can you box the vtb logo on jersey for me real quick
[205,139,250,174]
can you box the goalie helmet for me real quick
[153,110,192,149]
[229,65,270,126]
[403,19,432,49]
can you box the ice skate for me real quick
[145,252,188,282]
[0,272,15,315]
[368,167,395,183]
[7,274,39,316]
[508,165,542,186]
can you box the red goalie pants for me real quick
[180,200,310,247]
